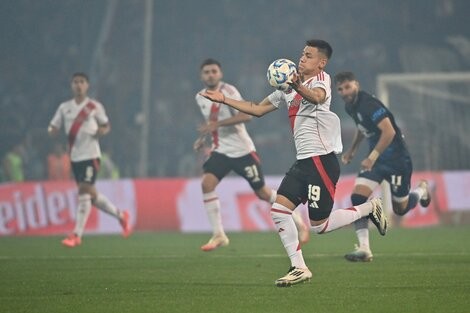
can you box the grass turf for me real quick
[1,226,469,313]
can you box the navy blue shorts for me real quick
[277,153,340,221]
[203,151,266,190]
[357,155,412,200]
[71,158,100,185]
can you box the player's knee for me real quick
[308,208,330,234]
[201,173,219,193]
[201,180,215,193]
[311,225,325,234]
[392,203,407,216]
[310,218,328,234]
[255,191,267,201]
[254,187,269,201]
[351,194,368,206]
[78,184,96,199]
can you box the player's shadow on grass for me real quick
[151,281,277,287]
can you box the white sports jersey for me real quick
[195,82,256,158]
[49,97,109,162]
[268,71,343,159]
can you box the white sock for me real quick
[355,201,373,217]
[412,185,426,199]
[203,191,224,236]
[269,189,277,204]
[356,228,370,249]
[94,193,121,219]
[271,203,306,269]
[312,202,372,234]
[292,210,306,230]
[74,194,92,237]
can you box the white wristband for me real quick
[368,149,380,161]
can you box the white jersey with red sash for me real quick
[268,71,343,159]
[195,82,256,158]
[50,97,109,162]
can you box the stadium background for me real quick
[0,0,469,235]
[0,2,469,313]
[1,0,469,180]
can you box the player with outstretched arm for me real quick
[334,71,431,262]
[201,40,388,287]
[195,59,309,251]
[48,73,131,247]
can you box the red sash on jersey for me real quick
[207,83,227,149]
[68,101,96,151]
[288,77,316,131]
[209,103,220,148]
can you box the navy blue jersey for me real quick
[345,91,409,161]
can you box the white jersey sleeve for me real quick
[50,104,64,129]
[94,102,109,125]
[223,84,243,116]
[267,90,286,108]
[308,72,332,109]
[231,87,243,101]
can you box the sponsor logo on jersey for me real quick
[288,97,309,107]
[372,107,386,122]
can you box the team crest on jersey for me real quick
[357,124,373,138]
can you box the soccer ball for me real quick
[267,59,297,91]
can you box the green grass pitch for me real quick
[1,226,469,313]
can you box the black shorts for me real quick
[277,152,340,221]
[358,155,413,200]
[203,151,266,190]
[71,158,100,184]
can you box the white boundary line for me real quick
[0,252,469,260]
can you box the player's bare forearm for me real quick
[372,131,394,154]
[293,85,326,104]
[350,130,365,154]
[222,97,275,118]
[198,112,250,135]
[217,112,252,127]
[289,73,326,104]
[48,125,59,137]
[342,130,364,165]
[97,124,110,137]
[193,134,207,152]
[200,90,276,117]
[369,118,396,159]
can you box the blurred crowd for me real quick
[0,0,469,182]
[1,141,120,183]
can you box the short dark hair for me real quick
[334,71,357,85]
[306,39,333,59]
[200,58,221,70]
[72,72,89,82]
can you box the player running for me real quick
[195,59,309,251]
[201,40,387,287]
[48,72,131,247]
[334,71,431,262]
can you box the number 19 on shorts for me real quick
[308,184,321,209]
